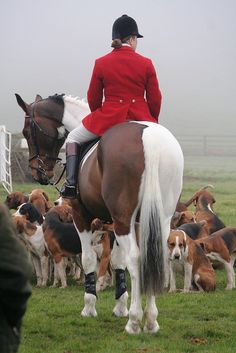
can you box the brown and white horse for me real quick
[16,93,184,334]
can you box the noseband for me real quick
[26,101,68,184]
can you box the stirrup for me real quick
[60,185,78,199]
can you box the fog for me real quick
[1,0,236,136]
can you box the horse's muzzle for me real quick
[33,170,52,185]
[34,176,50,185]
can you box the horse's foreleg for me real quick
[115,229,143,334]
[77,230,98,317]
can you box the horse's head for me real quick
[15,93,67,185]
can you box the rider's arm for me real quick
[145,60,162,122]
[87,60,104,112]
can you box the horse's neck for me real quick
[62,96,90,132]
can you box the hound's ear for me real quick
[45,201,52,212]
[173,211,181,220]
[15,94,30,114]
[42,191,49,201]
[24,221,37,236]
[14,219,25,234]
[35,94,42,102]
[183,232,187,250]
[198,242,206,252]
[91,218,103,232]
[199,220,207,228]
[179,212,186,222]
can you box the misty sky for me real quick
[1,0,236,136]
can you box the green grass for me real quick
[18,271,236,353]
[1,157,236,353]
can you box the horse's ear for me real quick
[15,93,30,114]
[35,94,42,102]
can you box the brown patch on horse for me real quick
[71,122,146,235]
[97,122,146,235]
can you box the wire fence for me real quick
[178,135,236,156]
[10,135,236,183]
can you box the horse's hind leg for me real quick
[143,295,159,333]
[113,218,143,334]
[110,240,129,317]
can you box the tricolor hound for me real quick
[196,227,236,290]
[167,229,216,292]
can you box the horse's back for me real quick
[80,121,183,226]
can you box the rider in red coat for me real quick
[61,14,162,198]
[83,43,161,136]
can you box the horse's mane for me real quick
[47,94,88,109]
[63,95,88,108]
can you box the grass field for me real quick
[0,155,236,353]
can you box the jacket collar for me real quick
[112,46,134,52]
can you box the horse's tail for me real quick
[139,123,183,295]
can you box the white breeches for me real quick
[66,123,98,145]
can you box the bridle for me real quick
[26,101,68,186]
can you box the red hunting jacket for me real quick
[82,45,162,136]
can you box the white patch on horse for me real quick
[62,95,90,132]
[57,126,67,139]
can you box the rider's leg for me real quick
[61,123,98,199]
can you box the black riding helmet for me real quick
[112,14,143,40]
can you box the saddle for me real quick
[78,137,100,164]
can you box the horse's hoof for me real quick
[81,308,97,317]
[125,320,141,334]
[225,286,233,290]
[81,293,97,317]
[143,321,160,333]
[50,281,59,287]
[112,307,129,317]
[112,291,129,317]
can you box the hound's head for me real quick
[4,191,28,210]
[49,204,73,223]
[167,230,188,261]
[13,202,44,225]
[13,215,37,236]
[190,185,215,209]
[29,188,52,214]
[171,211,196,229]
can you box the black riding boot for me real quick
[61,142,79,199]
